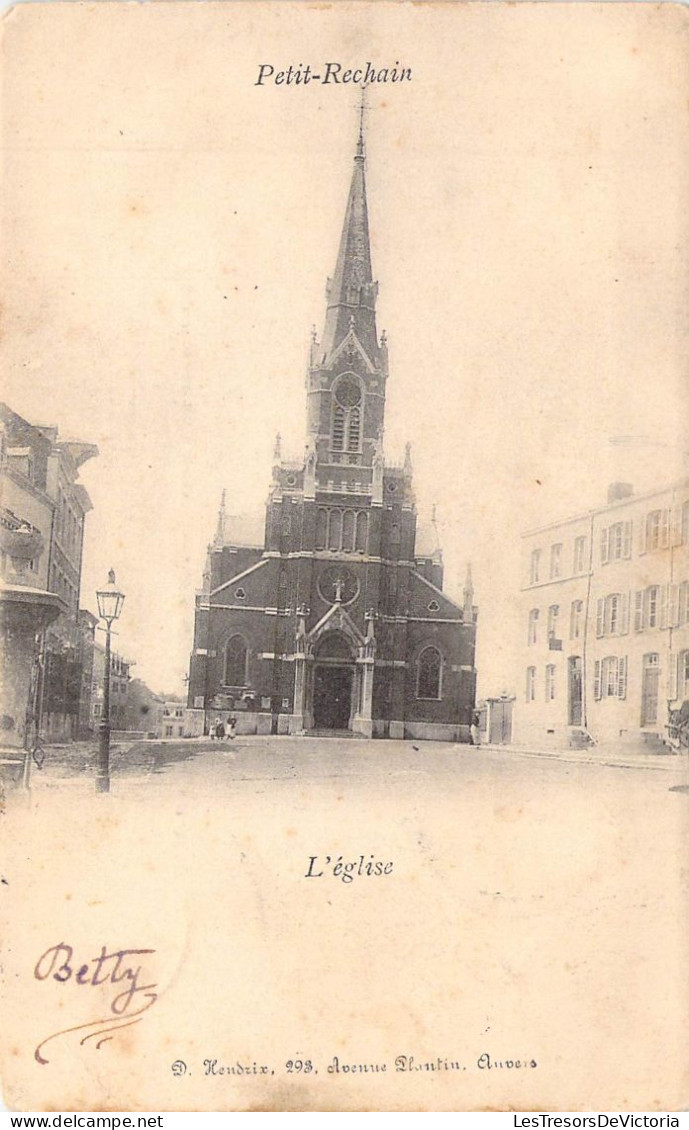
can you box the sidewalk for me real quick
[479,741,688,771]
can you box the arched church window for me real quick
[416,646,442,700]
[332,406,345,452]
[342,509,356,552]
[331,375,363,454]
[355,511,368,553]
[316,508,328,550]
[328,509,343,551]
[348,407,361,451]
[278,569,290,610]
[224,635,248,687]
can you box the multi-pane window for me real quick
[550,543,562,579]
[596,593,628,637]
[573,536,587,574]
[526,666,536,702]
[681,651,689,698]
[608,594,620,635]
[528,609,539,645]
[570,599,584,639]
[594,655,628,699]
[645,509,670,551]
[646,585,659,628]
[603,657,618,697]
[278,569,290,610]
[633,584,681,631]
[416,646,442,700]
[601,521,632,564]
[547,604,560,639]
[545,664,556,701]
[530,549,541,585]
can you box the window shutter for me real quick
[600,527,609,565]
[680,582,689,626]
[639,515,647,555]
[660,510,670,549]
[620,592,630,635]
[634,590,644,632]
[667,652,678,701]
[670,507,683,546]
[596,598,604,637]
[594,659,602,700]
[660,584,669,629]
[617,656,628,699]
[669,584,680,628]
[623,521,632,559]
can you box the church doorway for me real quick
[313,665,353,730]
[310,630,356,731]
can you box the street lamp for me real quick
[95,569,125,793]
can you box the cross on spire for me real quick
[356,84,368,160]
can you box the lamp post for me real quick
[95,569,125,793]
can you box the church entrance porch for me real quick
[313,664,353,730]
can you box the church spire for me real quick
[463,563,474,620]
[213,489,226,547]
[321,93,379,362]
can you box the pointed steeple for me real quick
[463,563,474,620]
[214,489,226,546]
[322,104,379,363]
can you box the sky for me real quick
[2,1,688,697]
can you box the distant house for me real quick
[161,701,186,739]
[91,646,133,733]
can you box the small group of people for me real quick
[209,715,237,741]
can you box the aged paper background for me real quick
[1,0,688,1112]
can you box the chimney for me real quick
[607,482,634,505]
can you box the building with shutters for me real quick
[0,403,98,744]
[186,122,478,741]
[513,478,689,750]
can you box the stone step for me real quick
[306,728,357,739]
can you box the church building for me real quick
[186,122,478,740]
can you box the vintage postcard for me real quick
[1,0,688,1113]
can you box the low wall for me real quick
[403,721,471,743]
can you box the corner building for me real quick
[187,129,478,740]
[514,479,689,750]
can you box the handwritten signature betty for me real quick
[33,942,158,1065]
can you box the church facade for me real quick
[186,127,478,741]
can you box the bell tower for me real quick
[306,105,389,478]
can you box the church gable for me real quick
[408,570,463,620]
[211,554,269,599]
[324,325,378,375]
[308,600,365,650]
